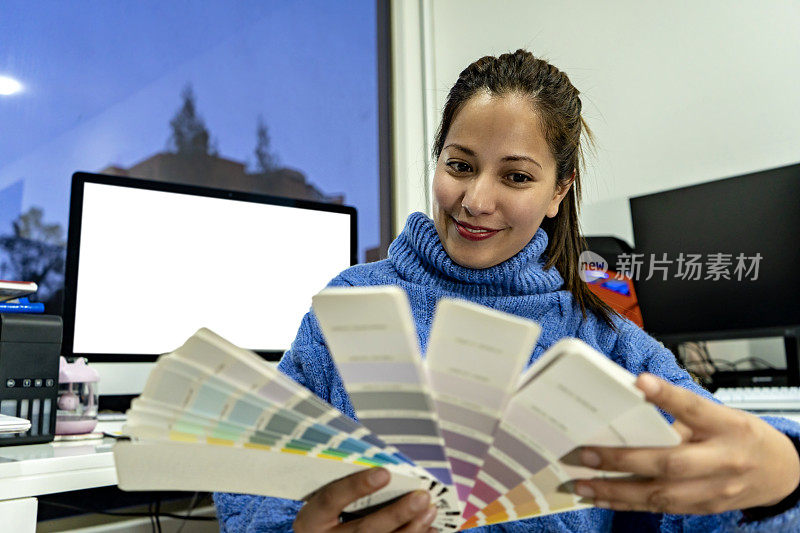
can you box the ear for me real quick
[545,170,575,219]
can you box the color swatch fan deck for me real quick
[113,286,680,530]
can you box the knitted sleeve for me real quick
[213,277,356,532]
[610,319,800,532]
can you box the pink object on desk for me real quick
[56,356,100,435]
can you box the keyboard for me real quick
[713,386,800,412]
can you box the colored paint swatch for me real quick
[116,290,681,532]
[425,298,540,504]
[130,359,405,473]
[464,338,681,522]
[167,332,414,464]
[139,356,385,458]
[461,462,592,529]
[313,287,454,488]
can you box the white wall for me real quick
[390,0,435,235]
[391,0,800,245]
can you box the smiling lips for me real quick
[452,217,502,241]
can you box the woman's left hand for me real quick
[571,373,800,515]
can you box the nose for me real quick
[461,174,496,217]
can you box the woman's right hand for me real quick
[294,467,439,532]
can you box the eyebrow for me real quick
[443,143,543,170]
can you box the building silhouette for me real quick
[101,152,343,204]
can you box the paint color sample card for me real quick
[167,331,408,464]
[312,287,454,488]
[117,328,459,530]
[132,359,395,467]
[115,439,429,513]
[463,338,681,525]
[114,288,680,532]
[425,298,540,505]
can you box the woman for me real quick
[214,50,800,532]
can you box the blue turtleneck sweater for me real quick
[214,212,800,532]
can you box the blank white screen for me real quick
[72,182,352,355]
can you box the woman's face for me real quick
[432,92,572,269]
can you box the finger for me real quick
[636,373,733,432]
[574,475,739,515]
[298,468,390,528]
[341,490,431,533]
[393,502,438,533]
[672,419,694,442]
[578,441,740,479]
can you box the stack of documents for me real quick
[0,413,31,434]
[0,280,43,313]
[114,286,679,531]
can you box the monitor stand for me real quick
[785,328,800,386]
[93,362,153,412]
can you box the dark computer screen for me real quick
[630,163,800,341]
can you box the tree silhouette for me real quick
[168,84,212,156]
[11,206,64,244]
[254,115,278,173]
[0,207,66,301]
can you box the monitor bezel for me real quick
[629,162,800,340]
[63,171,358,363]
[653,325,800,346]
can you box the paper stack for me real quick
[0,280,42,314]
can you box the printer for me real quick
[0,313,62,445]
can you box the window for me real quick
[0,0,389,312]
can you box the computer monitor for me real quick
[63,171,357,367]
[629,163,800,344]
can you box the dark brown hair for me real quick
[432,49,617,326]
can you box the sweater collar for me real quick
[388,212,564,296]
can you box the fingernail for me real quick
[410,490,430,511]
[575,484,595,498]
[580,449,601,468]
[556,480,576,494]
[595,500,610,508]
[368,468,389,487]
[559,448,582,467]
[638,373,660,396]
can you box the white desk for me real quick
[0,437,116,532]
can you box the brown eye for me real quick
[446,161,472,173]
[507,172,532,184]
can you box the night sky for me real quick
[0,0,379,259]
